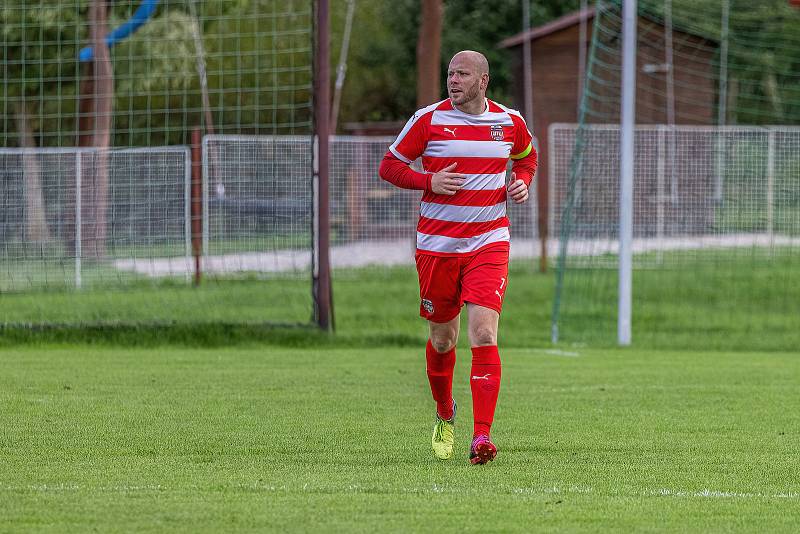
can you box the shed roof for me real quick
[498,7,595,49]
[498,6,716,49]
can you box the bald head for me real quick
[450,50,490,76]
[447,50,490,113]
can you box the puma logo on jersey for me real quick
[495,290,502,300]
[443,127,457,137]
[471,374,491,380]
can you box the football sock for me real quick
[470,345,501,438]
[426,339,456,421]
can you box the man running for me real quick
[378,50,537,464]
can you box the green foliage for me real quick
[330,0,418,123]
[726,1,800,125]
[1,2,81,146]
[115,11,198,94]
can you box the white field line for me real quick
[2,482,798,500]
[0,483,164,492]
[112,233,800,277]
[535,349,582,357]
[653,488,800,499]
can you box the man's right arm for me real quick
[378,109,431,190]
[380,155,466,195]
[378,108,465,194]
[378,152,431,190]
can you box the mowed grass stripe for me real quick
[2,346,800,532]
[3,252,799,351]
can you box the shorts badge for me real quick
[490,124,504,141]
[422,299,434,314]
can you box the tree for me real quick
[417,0,443,108]
[14,104,49,245]
[76,0,113,259]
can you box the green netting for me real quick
[0,1,316,328]
[552,0,800,350]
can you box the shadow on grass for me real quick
[0,322,425,349]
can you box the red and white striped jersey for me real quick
[387,98,535,256]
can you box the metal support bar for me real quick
[314,0,333,331]
[619,0,637,346]
[767,129,775,251]
[75,152,82,289]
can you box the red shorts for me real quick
[415,245,509,323]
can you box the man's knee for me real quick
[430,332,457,353]
[429,322,458,353]
[470,324,497,347]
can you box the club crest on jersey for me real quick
[490,124,504,141]
[422,299,434,314]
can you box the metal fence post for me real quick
[75,151,82,289]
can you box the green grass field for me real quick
[3,345,800,532]
[2,251,799,531]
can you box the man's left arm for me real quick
[507,117,538,204]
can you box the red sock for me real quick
[470,345,501,438]
[426,340,456,420]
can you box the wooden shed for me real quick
[499,7,718,257]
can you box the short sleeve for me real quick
[389,111,431,163]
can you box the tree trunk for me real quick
[764,72,784,121]
[727,77,738,125]
[416,0,443,108]
[77,0,113,259]
[14,103,50,245]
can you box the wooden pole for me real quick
[314,0,333,330]
[416,0,443,107]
